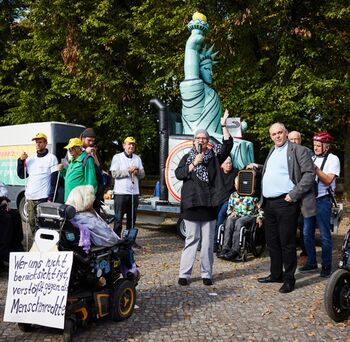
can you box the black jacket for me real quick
[175,137,233,211]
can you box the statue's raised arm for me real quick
[179,13,254,170]
[180,12,221,137]
[183,13,206,79]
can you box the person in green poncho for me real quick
[58,138,97,202]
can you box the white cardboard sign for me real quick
[226,117,242,138]
[4,251,73,329]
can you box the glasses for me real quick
[195,137,208,141]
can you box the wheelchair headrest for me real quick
[37,202,76,220]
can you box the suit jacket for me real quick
[261,141,316,218]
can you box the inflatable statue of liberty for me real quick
[180,12,254,169]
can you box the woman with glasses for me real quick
[176,110,233,286]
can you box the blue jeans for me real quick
[215,201,228,244]
[303,195,332,267]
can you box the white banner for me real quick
[4,251,73,329]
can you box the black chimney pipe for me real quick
[149,98,168,201]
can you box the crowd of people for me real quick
[0,128,145,266]
[0,121,340,294]
[176,121,340,294]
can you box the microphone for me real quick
[198,143,202,154]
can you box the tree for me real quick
[0,0,349,193]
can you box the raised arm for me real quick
[184,29,204,79]
[184,12,209,80]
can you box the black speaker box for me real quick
[237,169,261,198]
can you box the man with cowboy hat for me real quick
[110,137,145,237]
[17,132,59,233]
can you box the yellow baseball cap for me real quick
[64,138,83,149]
[32,133,48,141]
[124,136,136,144]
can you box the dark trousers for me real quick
[264,198,299,284]
[27,198,47,233]
[113,194,139,236]
[298,214,307,256]
[0,209,24,262]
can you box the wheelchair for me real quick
[324,225,350,322]
[17,202,139,342]
[217,216,266,262]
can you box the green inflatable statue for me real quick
[180,12,254,169]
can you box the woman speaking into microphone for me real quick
[175,110,233,286]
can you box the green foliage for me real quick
[0,0,349,168]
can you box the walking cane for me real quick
[23,159,29,252]
[52,170,60,203]
[131,172,135,231]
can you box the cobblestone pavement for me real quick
[0,218,349,341]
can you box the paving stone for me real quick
[0,220,349,341]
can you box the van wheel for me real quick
[176,218,187,240]
[18,196,28,222]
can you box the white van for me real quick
[0,122,85,220]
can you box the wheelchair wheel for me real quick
[111,279,136,321]
[250,222,265,257]
[63,317,75,342]
[324,269,350,322]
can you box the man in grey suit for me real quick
[252,123,316,293]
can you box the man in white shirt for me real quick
[17,133,58,233]
[110,137,145,236]
[299,132,340,277]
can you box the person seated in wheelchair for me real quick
[65,184,120,252]
[217,184,263,261]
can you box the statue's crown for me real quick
[199,45,219,66]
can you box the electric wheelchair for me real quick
[324,224,350,322]
[18,202,139,342]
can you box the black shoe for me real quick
[202,278,213,286]
[217,249,230,258]
[320,265,332,278]
[178,278,189,286]
[257,275,283,283]
[298,263,318,273]
[223,251,239,261]
[279,282,295,293]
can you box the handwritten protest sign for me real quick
[4,251,73,329]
